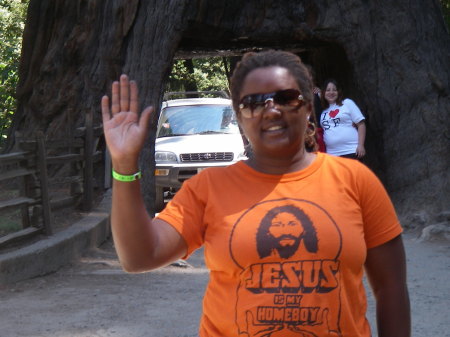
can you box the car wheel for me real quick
[155,186,165,213]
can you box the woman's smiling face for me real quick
[324,82,338,105]
[237,66,311,158]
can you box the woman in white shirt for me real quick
[320,79,366,159]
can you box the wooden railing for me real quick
[0,114,104,249]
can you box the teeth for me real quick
[267,125,283,131]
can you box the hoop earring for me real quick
[307,121,316,137]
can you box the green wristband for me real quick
[112,169,142,182]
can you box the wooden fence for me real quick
[0,112,104,249]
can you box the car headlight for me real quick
[155,151,178,163]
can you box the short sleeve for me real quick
[345,99,365,124]
[156,174,208,257]
[356,164,403,249]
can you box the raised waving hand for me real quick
[101,74,152,172]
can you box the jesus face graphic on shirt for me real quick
[256,205,318,259]
[268,212,303,258]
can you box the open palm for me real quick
[101,74,152,169]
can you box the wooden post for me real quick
[36,131,53,235]
[19,173,31,228]
[83,109,94,211]
[67,109,78,197]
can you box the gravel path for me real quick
[0,231,448,337]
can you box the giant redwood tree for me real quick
[9,0,450,221]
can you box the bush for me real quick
[0,0,28,150]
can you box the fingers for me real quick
[358,147,366,158]
[129,80,139,113]
[106,74,142,118]
[120,74,130,112]
[110,74,130,115]
[139,106,153,130]
[111,80,120,115]
[101,95,111,122]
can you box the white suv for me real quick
[154,93,247,211]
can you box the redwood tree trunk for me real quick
[11,0,450,220]
[13,0,193,214]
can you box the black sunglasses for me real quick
[238,89,305,118]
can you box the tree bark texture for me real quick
[12,0,450,218]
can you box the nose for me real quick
[264,98,274,106]
[263,98,282,116]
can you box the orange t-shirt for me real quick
[157,152,402,337]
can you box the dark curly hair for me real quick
[230,50,317,151]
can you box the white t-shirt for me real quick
[320,98,365,156]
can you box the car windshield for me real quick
[156,104,240,138]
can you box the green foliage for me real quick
[0,0,28,150]
[0,213,21,236]
[166,57,229,95]
[442,0,450,30]
[166,60,193,93]
[192,58,229,92]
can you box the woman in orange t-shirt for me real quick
[101,50,410,337]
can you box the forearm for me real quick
[357,121,366,146]
[366,236,411,337]
[111,164,186,272]
[374,284,411,337]
[111,177,156,272]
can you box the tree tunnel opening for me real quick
[170,41,369,146]
[173,40,356,104]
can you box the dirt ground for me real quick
[0,231,449,337]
